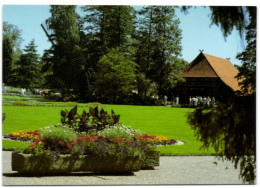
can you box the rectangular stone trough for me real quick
[12,152,142,174]
[12,150,160,174]
[141,150,160,169]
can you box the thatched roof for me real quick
[180,53,241,92]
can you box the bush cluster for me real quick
[11,101,28,106]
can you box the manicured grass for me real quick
[2,95,63,106]
[2,104,216,155]
[2,95,98,107]
[2,140,31,151]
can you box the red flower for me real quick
[111,138,117,142]
[77,137,86,141]
[72,141,77,145]
[34,138,41,143]
[58,140,64,145]
[125,140,130,144]
[29,143,35,147]
[67,144,72,149]
[104,142,108,145]
[118,138,123,144]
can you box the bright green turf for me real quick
[2,104,216,155]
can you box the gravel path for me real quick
[2,151,245,185]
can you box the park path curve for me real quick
[2,151,245,185]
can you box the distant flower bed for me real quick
[133,133,177,146]
[4,130,41,142]
[4,129,176,146]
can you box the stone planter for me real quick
[12,152,142,174]
[141,150,160,169]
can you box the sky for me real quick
[1,2,252,66]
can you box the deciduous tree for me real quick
[94,48,137,103]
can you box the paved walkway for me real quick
[2,151,245,185]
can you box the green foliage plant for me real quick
[60,105,120,133]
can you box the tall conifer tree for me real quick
[44,5,86,99]
[13,39,40,89]
[136,6,184,97]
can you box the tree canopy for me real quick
[38,5,185,103]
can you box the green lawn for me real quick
[2,103,216,155]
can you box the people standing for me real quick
[189,96,192,107]
[176,96,179,105]
[192,96,195,107]
[172,96,175,106]
[198,96,202,106]
[207,96,211,107]
[203,96,207,106]
[194,96,198,107]
[44,89,48,96]
[212,97,216,107]
[21,88,24,95]
[164,95,168,106]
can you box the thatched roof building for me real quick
[174,52,242,103]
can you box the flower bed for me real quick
[4,130,41,141]
[4,129,177,146]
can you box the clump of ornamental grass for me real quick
[98,125,134,141]
[40,126,77,150]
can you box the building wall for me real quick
[173,77,235,104]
